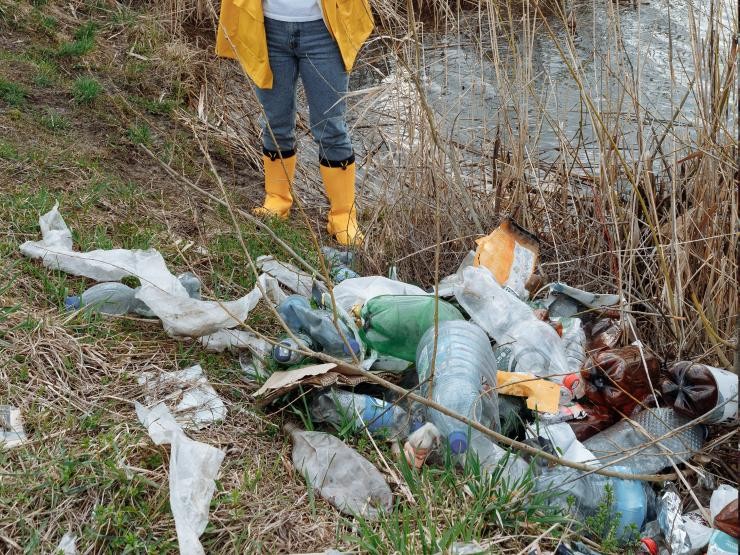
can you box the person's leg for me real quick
[297,20,361,245]
[253,18,299,218]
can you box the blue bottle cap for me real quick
[64,296,81,311]
[343,338,361,356]
[448,431,468,454]
[272,342,293,363]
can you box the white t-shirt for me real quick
[263,0,322,22]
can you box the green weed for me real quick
[0,78,27,106]
[72,76,102,103]
[57,22,96,57]
[0,141,20,160]
[39,110,70,132]
[127,122,151,145]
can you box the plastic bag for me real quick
[136,402,225,555]
[138,365,227,429]
[20,205,274,338]
[474,218,540,299]
[198,329,264,352]
[332,276,426,312]
[256,255,313,298]
[288,424,393,520]
[56,533,77,555]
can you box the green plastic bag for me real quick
[360,295,465,361]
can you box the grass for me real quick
[127,122,152,145]
[39,110,69,132]
[0,78,27,106]
[56,21,96,58]
[71,76,101,103]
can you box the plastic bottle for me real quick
[583,407,706,475]
[277,295,360,357]
[661,361,738,424]
[310,389,418,439]
[65,282,136,315]
[466,429,530,482]
[581,345,660,416]
[272,333,315,366]
[415,320,500,454]
[321,246,360,283]
[454,266,570,389]
[286,423,393,520]
[611,470,648,541]
[360,295,465,362]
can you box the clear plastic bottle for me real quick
[277,295,360,357]
[454,266,570,391]
[272,333,315,366]
[321,246,360,283]
[467,429,530,482]
[65,282,136,315]
[584,407,706,475]
[416,320,500,454]
[310,389,418,439]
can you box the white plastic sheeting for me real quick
[136,402,225,555]
[19,205,277,338]
[138,365,227,430]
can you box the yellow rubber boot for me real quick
[253,153,296,219]
[321,162,364,246]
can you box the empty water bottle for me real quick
[276,295,360,358]
[321,246,360,283]
[466,429,530,482]
[454,266,571,397]
[416,320,500,454]
[272,333,315,366]
[584,407,706,474]
[310,389,418,439]
[65,282,136,315]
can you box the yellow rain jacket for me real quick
[216,0,374,89]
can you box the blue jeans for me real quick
[255,18,354,164]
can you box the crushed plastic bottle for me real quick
[416,320,500,454]
[453,266,571,394]
[661,361,738,424]
[272,333,315,366]
[67,272,203,317]
[581,345,660,416]
[583,407,706,474]
[360,295,464,361]
[556,317,587,373]
[310,389,418,439]
[321,246,360,283]
[65,282,136,315]
[286,423,393,520]
[277,295,360,358]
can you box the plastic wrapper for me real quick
[288,424,393,520]
[197,329,264,352]
[138,365,227,429]
[711,485,739,539]
[0,405,27,448]
[661,362,738,424]
[473,218,540,299]
[581,345,660,416]
[333,275,426,312]
[256,255,313,298]
[136,402,225,555]
[540,283,620,319]
[20,205,275,338]
[657,486,712,555]
[56,533,77,555]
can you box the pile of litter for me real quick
[13,207,739,554]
